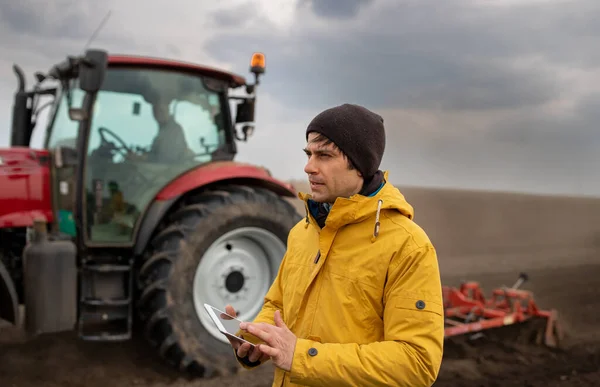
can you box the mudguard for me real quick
[133,160,297,256]
[154,160,296,200]
[0,259,19,324]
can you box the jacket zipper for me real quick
[313,251,321,264]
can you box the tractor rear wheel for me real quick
[137,184,301,378]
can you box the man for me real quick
[225,103,445,386]
[146,99,190,163]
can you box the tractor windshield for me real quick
[46,67,232,244]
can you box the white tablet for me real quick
[203,303,256,348]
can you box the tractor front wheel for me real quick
[137,184,300,378]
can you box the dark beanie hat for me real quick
[306,103,386,179]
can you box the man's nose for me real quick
[304,156,317,175]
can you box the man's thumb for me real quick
[274,310,285,327]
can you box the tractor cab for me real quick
[49,61,239,245]
[11,50,264,246]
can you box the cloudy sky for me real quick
[1,0,600,197]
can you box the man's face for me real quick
[303,132,364,203]
[152,102,170,125]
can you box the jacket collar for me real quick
[298,170,414,236]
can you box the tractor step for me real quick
[82,297,131,306]
[77,257,134,341]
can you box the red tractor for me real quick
[0,49,301,377]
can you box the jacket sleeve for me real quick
[233,251,288,369]
[289,244,445,387]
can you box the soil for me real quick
[1,264,598,387]
[1,208,600,387]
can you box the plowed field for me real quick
[1,185,599,386]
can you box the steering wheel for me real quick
[98,127,132,159]
[96,127,151,185]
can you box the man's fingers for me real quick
[237,342,251,358]
[253,322,272,331]
[246,324,273,344]
[257,343,278,358]
[228,338,240,350]
[240,321,270,332]
[259,352,271,363]
[274,310,286,328]
[225,305,237,317]
[248,346,262,362]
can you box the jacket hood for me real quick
[298,171,414,239]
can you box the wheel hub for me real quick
[225,271,245,293]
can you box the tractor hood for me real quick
[0,147,54,228]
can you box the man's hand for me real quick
[223,304,269,364]
[239,310,297,372]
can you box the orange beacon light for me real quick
[250,52,265,74]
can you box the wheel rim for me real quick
[192,226,286,344]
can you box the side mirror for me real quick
[79,49,108,93]
[235,98,255,124]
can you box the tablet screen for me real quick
[205,304,243,336]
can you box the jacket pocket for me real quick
[307,335,322,343]
[389,296,445,348]
[394,296,443,317]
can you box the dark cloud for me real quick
[299,0,374,19]
[400,59,561,110]
[377,86,600,196]
[1,0,600,196]
[0,0,162,87]
[209,2,258,28]
[204,0,591,112]
[0,0,91,40]
[200,0,600,196]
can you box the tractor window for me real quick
[46,88,85,150]
[83,67,230,244]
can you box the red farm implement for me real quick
[443,273,564,348]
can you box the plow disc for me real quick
[443,273,564,348]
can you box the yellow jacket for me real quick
[238,171,444,386]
